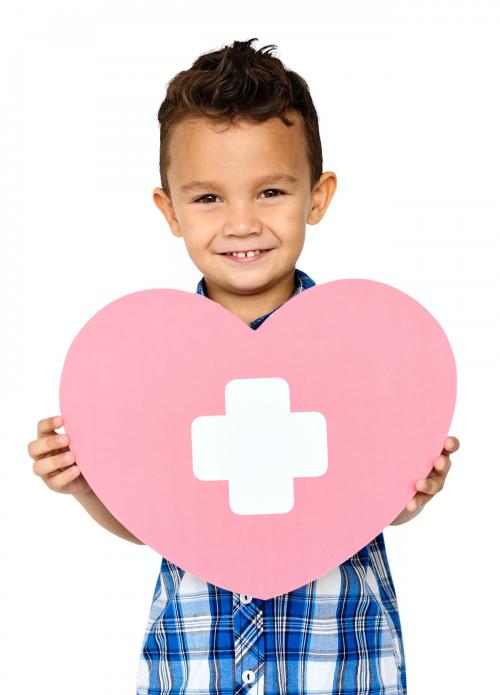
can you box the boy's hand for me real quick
[27,415,92,498]
[390,435,459,525]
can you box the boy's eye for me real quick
[194,194,219,204]
[193,189,286,204]
[260,188,285,198]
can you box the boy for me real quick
[28,38,459,694]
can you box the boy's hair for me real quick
[157,38,322,197]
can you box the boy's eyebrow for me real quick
[180,173,298,193]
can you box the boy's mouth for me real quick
[219,249,272,264]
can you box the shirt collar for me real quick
[195,268,316,329]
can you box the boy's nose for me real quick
[222,207,263,237]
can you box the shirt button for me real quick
[242,669,255,684]
[240,594,252,604]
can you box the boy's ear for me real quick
[152,187,183,238]
[307,172,337,225]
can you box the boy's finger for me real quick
[442,436,459,454]
[46,464,80,491]
[43,433,69,455]
[433,454,451,475]
[37,415,64,438]
[406,492,432,512]
[415,476,444,496]
[33,451,75,477]
[28,433,69,459]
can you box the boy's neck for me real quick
[204,269,297,325]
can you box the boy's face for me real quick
[153,109,336,312]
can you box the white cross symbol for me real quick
[191,377,328,515]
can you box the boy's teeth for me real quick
[231,250,261,258]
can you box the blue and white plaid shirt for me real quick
[136,268,407,695]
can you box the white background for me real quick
[2,1,499,693]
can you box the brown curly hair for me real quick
[157,38,323,197]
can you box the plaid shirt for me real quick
[136,268,407,695]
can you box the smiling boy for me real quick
[145,37,458,694]
[28,38,459,694]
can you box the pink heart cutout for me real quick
[59,279,456,599]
